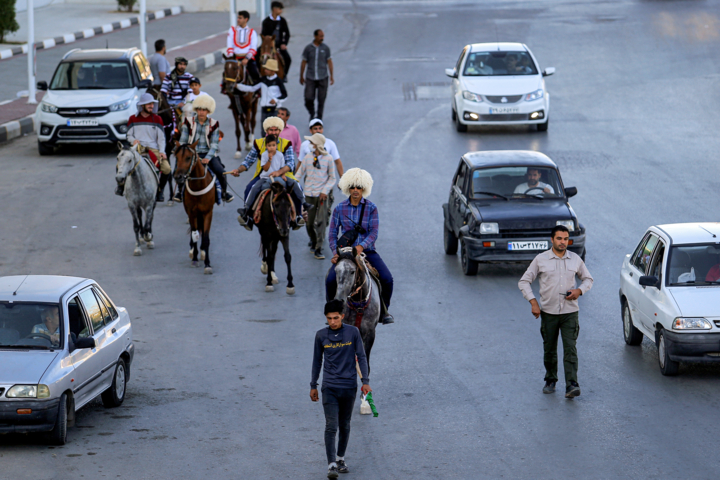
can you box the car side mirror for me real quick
[74,337,95,349]
[639,275,660,288]
[564,186,577,198]
[542,67,555,77]
[138,79,152,89]
[445,68,457,79]
[37,81,48,91]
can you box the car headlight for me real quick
[556,220,575,231]
[40,102,58,113]
[479,222,499,234]
[109,99,132,111]
[525,89,544,101]
[462,91,483,102]
[672,317,712,330]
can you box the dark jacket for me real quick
[311,324,369,389]
[261,75,288,100]
[261,16,290,47]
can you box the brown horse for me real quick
[173,141,216,274]
[259,35,285,80]
[222,56,259,157]
[257,182,295,294]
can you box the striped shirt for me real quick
[296,153,336,196]
[329,198,379,254]
[126,113,165,151]
[160,71,193,105]
[179,118,220,158]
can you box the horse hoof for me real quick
[260,262,268,274]
[133,248,142,256]
[204,267,213,275]
[144,234,153,242]
[286,287,295,295]
[265,285,274,292]
[189,249,194,259]
[146,241,154,249]
[271,272,279,284]
[234,150,242,159]
[191,261,199,267]
[200,250,206,261]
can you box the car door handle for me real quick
[111,328,116,334]
[629,272,633,277]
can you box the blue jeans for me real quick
[244,175,303,214]
[326,250,393,308]
[322,386,356,464]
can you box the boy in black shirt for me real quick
[261,1,291,78]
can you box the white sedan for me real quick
[446,42,554,132]
[619,223,720,375]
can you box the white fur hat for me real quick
[192,94,216,114]
[338,168,373,198]
[263,116,285,132]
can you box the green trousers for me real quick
[540,311,579,387]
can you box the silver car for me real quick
[0,275,134,444]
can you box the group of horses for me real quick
[113,36,382,376]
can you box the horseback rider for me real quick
[177,94,234,203]
[181,77,207,123]
[229,116,310,229]
[226,10,261,84]
[115,93,170,198]
[326,168,394,325]
[261,1,291,79]
[160,56,193,126]
[233,58,287,130]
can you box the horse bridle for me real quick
[176,145,205,181]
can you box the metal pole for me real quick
[27,0,37,104]
[140,0,147,57]
[229,0,235,28]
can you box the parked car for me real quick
[445,42,554,132]
[619,223,720,375]
[442,151,585,275]
[0,275,134,444]
[35,48,153,156]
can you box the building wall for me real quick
[16,0,258,13]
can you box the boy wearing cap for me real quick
[235,59,288,132]
[182,77,208,122]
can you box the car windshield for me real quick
[667,244,720,286]
[463,51,538,76]
[0,302,62,349]
[50,61,133,90]
[471,166,563,200]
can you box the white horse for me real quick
[115,143,159,256]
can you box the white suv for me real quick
[619,223,720,375]
[35,48,153,155]
[446,42,554,132]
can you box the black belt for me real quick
[262,106,277,112]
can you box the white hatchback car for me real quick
[619,223,720,375]
[446,42,554,132]
[35,48,153,156]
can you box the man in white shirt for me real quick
[235,59,288,132]
[226,10,260,82]
[514,167,554,195]
[297,118,342,177]
[181,77,208,122]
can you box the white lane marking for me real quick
[390,104,445,169]
[167,31,225,52]
[0,99,15,105]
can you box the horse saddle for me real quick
[252,188,272,223]
[134,145,161,184]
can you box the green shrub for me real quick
[117,0,137,12]
[0,0,20,43]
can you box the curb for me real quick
[0,6,183,60]
[0,46,223,146]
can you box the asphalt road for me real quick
[2,0,720,478]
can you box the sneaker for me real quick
[156,191,164,203]
[327,465,339,478]
[381,314,394,325]
[303,201,315,212]
[222,192,234,203]
[296,215,306,227]
[115,185,125,196]
[314,249,325,260]
[542,381,556,394]
[172,192,183,203]
[237,215,253,231]
[237,207,247,216]
[565,381,581,398]
[336,460,349,474]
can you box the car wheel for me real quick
[537,117,549,132]
[46,393,68,445]
[452,108,457,121]
[622,302,643,346]
[460,239,478,276]
[657,329,679,376]
[38,141,54,156]
[101,358,127,407]
[444,225,458,255]
[455,106,468,133]
[580,249,586,262]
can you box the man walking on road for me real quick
[518,225,593,398]
[262,1,291,79]
[300,30,334,120]
[149,39,171,87]
[311,300,371,478]
[277,107,300,152]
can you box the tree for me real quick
[0,0,20,44]
[116,0,137,12]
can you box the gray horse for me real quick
[333,247,381,374]
[115,143,158,256]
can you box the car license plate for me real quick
[508,241,548,251]
[67,119,98,127]
[489,107,520,114]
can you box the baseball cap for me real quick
[309,118,323,128]
[189,77,201,84]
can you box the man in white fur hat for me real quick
[326,168,394,324]
[177,93,234,203]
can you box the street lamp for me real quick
[27,0,37,104]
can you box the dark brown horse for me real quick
[222,56,259,157]
[257,182,295,294]
[147,86,176,204]
[259,35,285,80]
[173,141,216,274]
